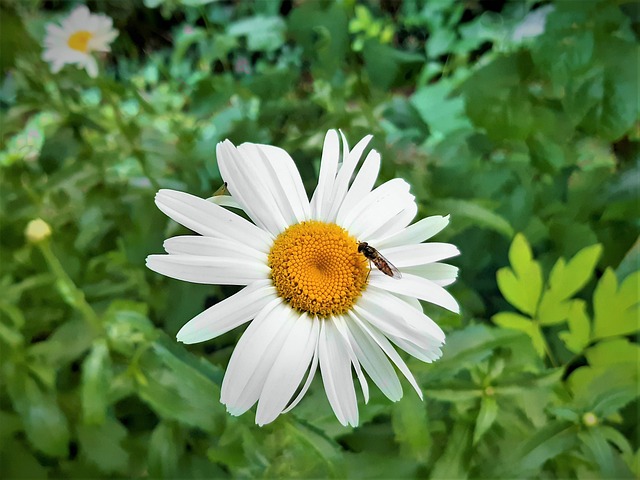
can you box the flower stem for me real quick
[37,241,103,333]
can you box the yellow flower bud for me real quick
[582,412,598,427]
[25,218,52,244]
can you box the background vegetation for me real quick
[1,0,638,478]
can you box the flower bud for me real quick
[25,218,52,244]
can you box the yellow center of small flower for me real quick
[67,31,93,52]
[269,221,369,317]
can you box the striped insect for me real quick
[358,242,402,279]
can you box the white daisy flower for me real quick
[146,130,460,427]
[42,5,118,78]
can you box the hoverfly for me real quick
[358,242,402,279]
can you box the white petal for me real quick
[369,272,460,313]
[216,140,288,235]
[373,215,450,249]
[345,317,402,401]
[310,130,340,221]
[221,299,296,415]
[319,320,359,427]
[83,56,99,78]
[365,200,417,243]
[348,311,423,399]
[251,144,311,223]
[348,189,416,240]
[332,315,369,403]
[237,143,306,228]
[163,235,267,263]
[335,150,381,226]
[256,315,319,425]
[380,243,460,268]
[355,289,444,348]
[281,331,320,414]
[146,254,269,285]
[389,335,443,363]
[325,133,373,222]
[176,280,276,344]
[403,263,459,286]
[339,178,411,238]
[62,5,91,31]
[155,189,273,253]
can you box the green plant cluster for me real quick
[1,0,638,478]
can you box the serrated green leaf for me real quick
[77,418,129,474]
[585,338,640,367]
[593,269,640,340]
[559,300,591,353]
[548,244,602,301]
[496,234,543,316]
[473,396,498,445]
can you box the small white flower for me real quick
[147,130,460,427]
[42,5,118,78]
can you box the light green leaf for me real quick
[492,312,545,357]
[548,244,602,301]
[496,234,543,316]
[585,338,640,367]
[593,269,640,340]
[473,396,498,445]
[559,300,591,353]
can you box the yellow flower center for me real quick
[67,31,93,52]
[269,221,369,317]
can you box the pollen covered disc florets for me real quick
[269,220,369,316]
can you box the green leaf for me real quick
[585,338,640,367]
[499,421,578,477]
[421,324,525,379]
[81,340,112,425]
[148,421,184,478]
[579,428,635,478]
[592,269,640,340]
[5,367,69,458]
[433,198,514,239]
[492,312,545,357]
[548,244,602,301]
[136,336,223,432]
[558,300,591,353]
[391,392,431,461]
[473,396,498,445]
[411,81,474,137]
[431,422,471,480]
[227,16,286,52]
[496,234,543,316]
[77,418,129,474]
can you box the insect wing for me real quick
[372,250,402,279]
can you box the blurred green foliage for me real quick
[1,0,638,478]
